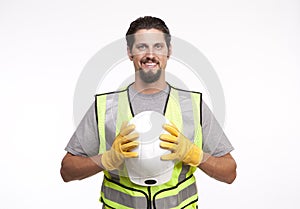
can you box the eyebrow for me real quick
[135,42,165,46]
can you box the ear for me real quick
[167,44,172,59]
[127,46,133,61]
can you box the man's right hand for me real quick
[101,121,139,171]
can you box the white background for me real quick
[1,0,300,208]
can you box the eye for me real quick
[137,44,147,51]
[154,43,163,50]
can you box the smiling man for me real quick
[61,16,237,209]
[128,28,171,94]
[130,29,169,83]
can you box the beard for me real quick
[138,56,162,83]
[138,68,162,83]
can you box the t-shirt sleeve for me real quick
[201,100,234,157]
[64,102,100,157]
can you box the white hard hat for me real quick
[125,111,174,186]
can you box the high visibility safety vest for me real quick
[95,84,202,209]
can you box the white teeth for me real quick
[146,63,156,66]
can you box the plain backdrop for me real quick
[1,0,299,208]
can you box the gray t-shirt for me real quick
[65,85,234,157]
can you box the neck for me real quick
[133,80,167,94]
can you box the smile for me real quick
[142,62,158,69]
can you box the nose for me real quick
[145,47,155,58]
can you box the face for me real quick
[128,29,171,83]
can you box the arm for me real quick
[200,100,237,184]
[160,123,237,184]
[61,102,103,182]
[198,152,237,184]
[61,122,139,182]
[60,152,104,182]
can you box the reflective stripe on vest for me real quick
[96,84,202,209]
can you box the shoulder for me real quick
[169,84,202,95]
[169,84,202,105]
[95,88,128,98]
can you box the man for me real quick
[61,16,237,209]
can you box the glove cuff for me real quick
[183,144,203,167]
[101,150,123,171]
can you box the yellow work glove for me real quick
[101,122,139,171]
[159,123,203,167]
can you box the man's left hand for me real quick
[159,123,203,167]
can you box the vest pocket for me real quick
[102,176,149,209]
[153,179,198,209]
[101,197,115,209]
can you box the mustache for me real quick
[140,56,160,64]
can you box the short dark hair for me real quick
[126,16,171,51]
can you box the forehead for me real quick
[133,29,166,44]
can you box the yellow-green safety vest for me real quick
[95,84,202,209]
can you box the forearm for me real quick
[198,153,237,184]
[60,153,104,182]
